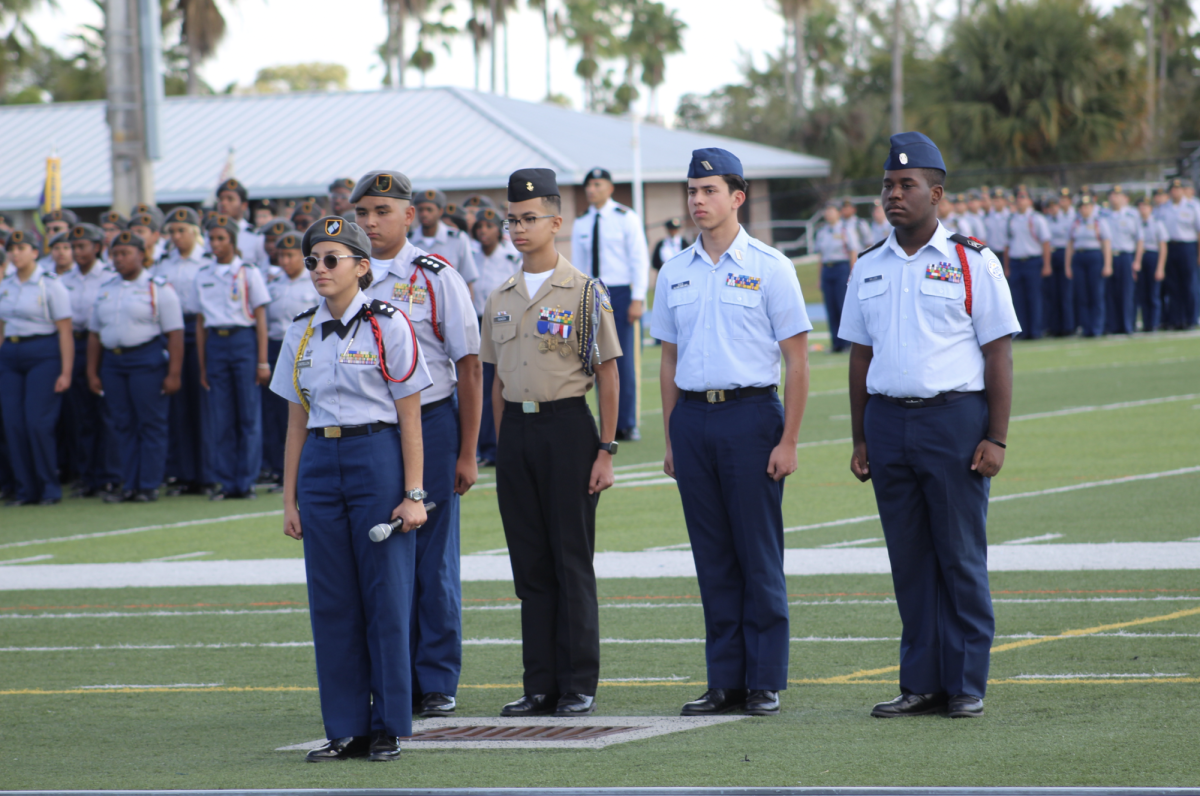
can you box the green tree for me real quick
[177,0,233,95]
[410,6,456,87]
[626,0,684,120]
[253,62,348,93]
[0,0,48,100]
[563,0,618,111]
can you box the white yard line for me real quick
[0,554,54,565]
[819,538,884,548]
[0,511,285,551]
[1002,533,1064,545]
[142,552,212,562]
[1011,393,1200,421]
[1011,673,1188,680]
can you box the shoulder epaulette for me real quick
[413,253,450,274]
[506,253,520,263]
[202,251,215,259]
[294,306,318,322]
[41,270,58,280]
[369,299,397,319]
[152,275,168,286]
[445,227,460,238]
[949,233,987,254]
[614,205,628,214]
[858,239,886,258]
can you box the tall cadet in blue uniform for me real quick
[0,230,74,505]
[1064,196,1111,338]
[355,170,483,718]
[651,148,811,717]
[87,231,184,503]
[1160,178,1200,330]
[1136,196,1168,332]
[840,132,1019,719]
[1002,187,1050,340]
[1105,186,1143,335]
[812,201,859,353]
[272,217,431,762]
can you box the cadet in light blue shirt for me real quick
[1044,197,1075,336]
[1160,178,1200,329]
[812,201,859,352]
[1065,196,1112,337]
[1003,187,1052,340]
[651,147,811,719]
[1136,196,1169,331]
[1104,187,1144,334]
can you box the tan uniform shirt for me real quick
[480,255,622,403]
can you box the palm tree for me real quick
[777,0,811,121]
[382,0,429,89]
[564,0,615,111]
[410,12,456,87]
[1,0,52,97]
[527,0,562,100]
[466,5,489,91]
[177,0,230,96]
[627,1,684,121]
[890,0,902,133]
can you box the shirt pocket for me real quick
[666,285,700,334]
[719,287,762,340]
[918,277,964,333]
[856,277,891,339]
[490,322,519,372]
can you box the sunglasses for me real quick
[304,253,358,271]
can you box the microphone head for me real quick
[368,523,392,543]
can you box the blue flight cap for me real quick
[884,131,946,173]
[688,148,743,179]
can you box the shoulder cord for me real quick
[39,275,49,321]
[363,306,419,384]
[236,265,253,321]
[954,243,974,317]
[409,264,443,342]
[148,278,158,324]
[577,278,599,377]
[293,316,315,413]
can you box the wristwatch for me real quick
[598,441,619,456]
[404,488,428,502]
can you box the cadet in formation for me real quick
[271,217,431,763]
[480,168,622,718]
[1105,186,1143,335]
[411,189,480,290]
[812,200,859,353]
[651,148,811,718]
[216,179,269,268]
[37,210,77,271]
[841,132,1019,719]
[1159,178,1200,330]
[1137,196,1168,332]
[87,231,184,503]
[1002,186,1051,340]
[1065,196,1111,338]
[1043,192,1075,337]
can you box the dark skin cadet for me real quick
[849,168,1012,483]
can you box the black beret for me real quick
[329,177,356,193]
[166,206,201,227]
[508,168,559,202]
[48,232,70,247]
[41,208,78,226]
[415,188,447,208]
[586,167,613,183]
[475,207,502,225]
[301,216,370,259]
[70,223,105,243]
[5,230,35,250]
[442,202,467,226]
[263,218,297,237]
[130,211,162,233]
[350,170,413,203]
[463,194,496,209]
[205,214,240,237]
[218,179,248,201]
[275,231,303,251]
[665,217,681,229]
[111,230,147,251]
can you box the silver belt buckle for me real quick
[522,401,539,414]
[706,389,725,403]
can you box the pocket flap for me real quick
[720,288,761,308]
[919,278,963,299]
[857,277,889,300]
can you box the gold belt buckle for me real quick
[322,427,342,438]
[706,389,725,403]
[522,401,539,414]
[216,328,230,337]
[113,347,124,355]
[8,336,19,343]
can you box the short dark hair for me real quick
[541,194,562,215]
[721,174,748,195]
[358,266,373,291]
[921,168,946,188]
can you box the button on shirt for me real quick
[88,271,184,349]
[266,271,320,341]
[61,264,114,332]
[1067,216,1110,250]
[571,200,651,301]
[837,222,1021,399]
[479,255,622,403]
[650,226,812,392]
[1141,216,1168,253]
[195,258,271,327]
[1005,209,1051,258]
[1160,200,1200,242]
[269,291,432,429]
[0,268,72,337]
[470,240,523,318]
[152,250,209,316]
[1108,206,1143,254]
[813,221,860,263]
[411,221,479,286]
[367,244,480,405]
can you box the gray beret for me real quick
[301,216,371,260]
[350,171,413,203]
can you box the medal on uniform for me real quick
[925,262,963,283]
[725,273,762,290]
[337,332,379,366]
[537,307,574,339]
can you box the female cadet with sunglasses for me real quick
[270,217,431,763]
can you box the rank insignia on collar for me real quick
[725,273,761,290]
[925,262,963,283]
[494,310,511,323]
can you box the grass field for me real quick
[1,330,1199,789]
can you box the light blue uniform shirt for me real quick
[1067,214,1110,250]
[61,263,114,332]
[571,200,651,300]
[1108,206,1143,254]
[838,222,1021,399]
[411,221,479,286]
[194,257,271,328]
[869,219,892,245]
[650,226,811,392]
[1005,209,1051,258]
[1159,200,1200,242]
[813,220,860,263]
[152,250,209,316]
[1047,210,1073,249]
[269,291,432,429]
[0,267,72,337]
[88,271,184,349]
[1141,215,1168,253]
[985,209,1010,250]
[266,270,320,341]
[470,239,523,317]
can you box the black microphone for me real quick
[369,502,437,542]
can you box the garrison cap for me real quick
[884,132,945,172]
[823,200,840,211]
[586,167,613,183]
[1110,184,1124,194]
[48,232,69,247]
[263,218,296,237]
[956,193,968,203]
[665,217,682,229]
[415,188,447,208]
[205,214,240,237]
[130,210,162,233]
[41,208,78,226]
[5,230,35,249]
[328,177,356,193]
[463,194,495,209]
[1060,187,1072,197]
[508,168,559,202]
[992,188,1008,199]
[688,148,742,179]
[1170,178,1187,189]
[1079,195,1094,206]
[111,230,147,251]
[218,178,248,201]
[350,170,412,203]
[1015,185,1030,199]
[275,231,303,251]
[841,198,856,208]
[1137,194,1152,206]
[70,223,105,243]
[301,216,370,260]
[166,206,201,227]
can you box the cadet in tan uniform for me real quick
[479,168,622,718]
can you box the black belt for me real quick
[73,330,88,340]
[822,260,850,267]
[421,395,453,415]
[208,326,251,337]
[504,396,587,415]
[682,385,777,404]
[874,390,981,409]
[106,338,159,356]
[5,333,54,344]
[310,421,396,439]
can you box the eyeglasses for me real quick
[304,253,358,271]
[503,215,556,232]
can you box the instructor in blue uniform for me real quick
[840,132,1019,719]
[271,217,431,762]
[651,148,812,717]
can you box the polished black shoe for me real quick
[681,688,747,716]
[367,733,402,762]
[871,692,948,718]
[744,689,780,716]
[500,693,557,717]
[165,483,188,497]
[4,498,31,507]
[305,736,370,762]
[417,692,456,718]
[239,489,258,500]
[37,497,61,506]
[104,490,134,504]
[555,693,595,716]
[134,489,158,503]
[72,485,98,498]
[947,694,984,718]
[208,486,226,501]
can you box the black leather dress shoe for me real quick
[500,693,557,717]
[744,689,781,715]
[104,490,134,504]
[947,694,984,718]
[4,498,31,507]
[555,693,595,716]
[305,736,370,762]
[134,489,158,503]
[209,486,226,501]
[37,497,61,506]
[681,688,747,716]
[417,692,456,717]
[368,733,402,761]
[871,692,948,718]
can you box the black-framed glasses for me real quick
[503,215,555,232]
[304,253,358,271]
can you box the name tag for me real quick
[200,282,215,288]
[671,281,690,290]
[725,273,761,291]
[297,359,312,369]
[493,311,511,323]
[864,275,882,283]
[925,262,963,283]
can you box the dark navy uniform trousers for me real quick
[166,317,210,488]
[1163,241,1198,330]
[204,326,261,495]
[608,285,639,431]
[671,392,789,691]
[1072,250,1106,337]
[1008,256,1044,340]
[0,335,64,503]
[821,261,851,351]
[260,338,287,477]
[1044,248,1073,336]
[102,339,170,492]
[300,425,415,740]
[410,398,462,698]
[67,338,118,489]
[865,391,994,698]
[1136,252,1161,332]
[1106,252,1136,334]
